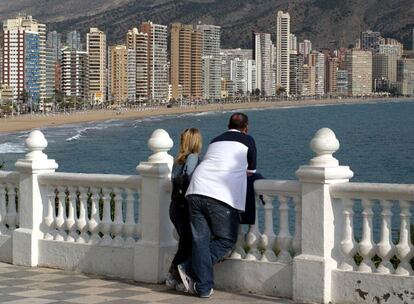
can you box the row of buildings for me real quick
[0,15,222,110]
[1,14,414,112]
[221,24,414,98]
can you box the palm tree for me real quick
[276,87,286,96]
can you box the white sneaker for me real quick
[177,264,195,294]
[199,288,214,298]
[165,273,178,289]
[175,282,186,292]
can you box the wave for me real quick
[65,120,127,142]
[193,111,214,117]
[0,142,26,154]
[66,133,82,142]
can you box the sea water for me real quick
[0,100,413,240]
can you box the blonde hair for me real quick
[175,128,202,164]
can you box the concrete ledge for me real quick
[0,234,12,264]
[332,270,414,304]
[215,258,293,298]
[38,239,134,279]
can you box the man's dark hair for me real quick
[228,113,248,131]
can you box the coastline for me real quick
[0,97,411,134]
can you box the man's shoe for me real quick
[198,288,214,298]
[165,272,178,289]
[175,282,186,292]
[177,263,195,294]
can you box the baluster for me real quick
[136,189,142,239]
[66,186,77,242]
[260,195,277,262]
[245,198,261,260]
[292,195,302,256]
[88,188,101,244]
[0,183,8,234]
[100,188,112,246]
[339,198,357,270]
[358,198,375,272]
[377,200,395,274]
[124,188,136,247]
[43,186,56,240]
[6,184,17,230]
[112,188,124,247]
[76,187,89,243]
[230,225,246,259]
[54,187,67,241]
[395,200,414,275]
[277,195,292,263]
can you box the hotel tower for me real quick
[276,11,291,95]
[170,23,203,100]
[87,28,107,103]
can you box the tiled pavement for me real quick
[0,262,292,304]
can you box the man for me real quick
[178,112,257,298]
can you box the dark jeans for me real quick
[186,194,239,295]
[169,199,192,279]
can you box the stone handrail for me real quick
[38,172,142,189]
[254,179,301,196]
[331,182,414,200]
[0,171,20,184]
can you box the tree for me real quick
[19,89,29,112]
[254,88,261,96]
[276,87,286,96]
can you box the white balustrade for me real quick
[66,187,77,242]
[260,195,277,262]
[277,195,292,263]
[0,183,8,235]
[229,180,302,264]
[3,126,414,304]
[6,183,18,230]
[100,189,112,246]
[245,205,261,261]
[38,173,142,248]
[124,188,137,247]
[395,200,414,275]
[358,198,375,272]
[377,200,395,274]
[89,188,101,244]
[76,187,89,243]
[54,187,67,241]
[291,195,302,255]
[339,198,357,271]
[112,187,124,247]
[331,183,414,276]
[230,225,246,259]
[43,186,56,240]
[0,172,19,235]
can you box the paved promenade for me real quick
[0,262,292,304]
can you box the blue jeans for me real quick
[186,194,239,295]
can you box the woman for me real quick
[166,127,202,289]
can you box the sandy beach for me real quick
[0,97,411,134]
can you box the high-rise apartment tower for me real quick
[276,11,291,94]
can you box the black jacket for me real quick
[239,172,265,224]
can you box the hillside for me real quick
[0,0,413,49]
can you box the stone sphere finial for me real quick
[309,128,340,167]
[147,129,173,163]
[25,130,48,160]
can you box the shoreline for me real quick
[0,97,412,134]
